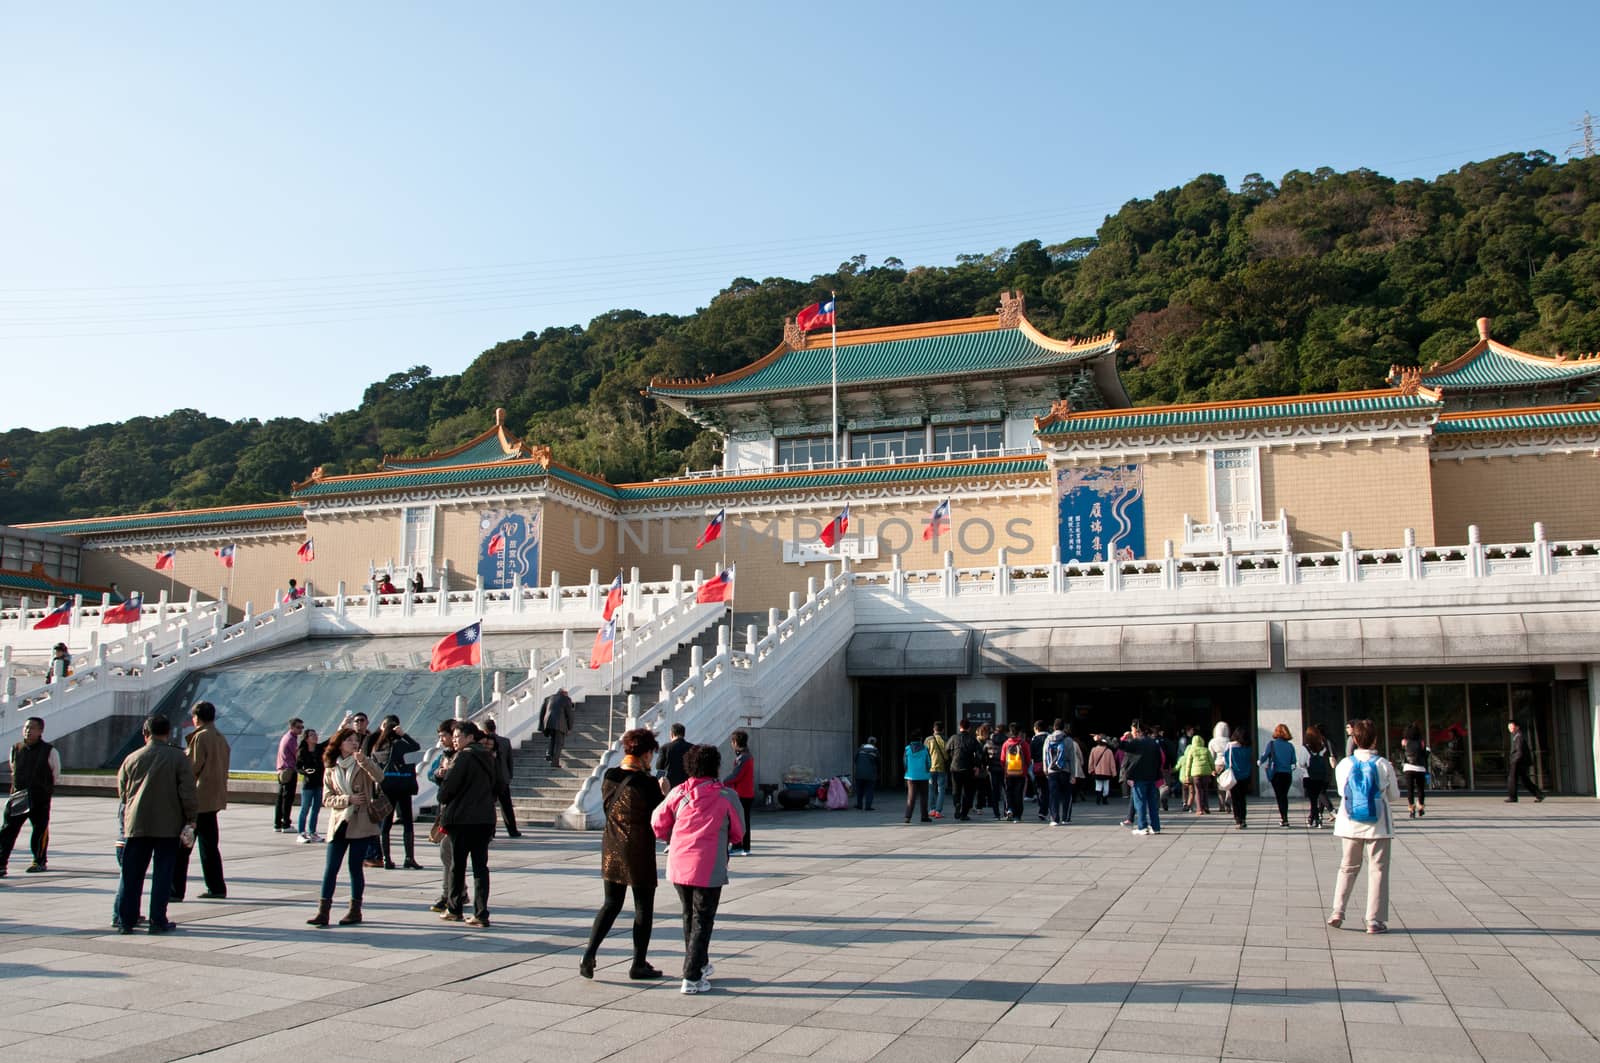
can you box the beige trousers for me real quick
[1331,836,1391,924]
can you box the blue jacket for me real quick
[1260,738,1295,775]
[903,744,931,782]
[1224,744,1255,780]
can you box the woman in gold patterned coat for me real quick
[578,727,664,980]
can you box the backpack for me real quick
[1044,735,1068,773]
[1343,757,1383,823]
[1004,742,1025,776]
[1305,749,1330,783]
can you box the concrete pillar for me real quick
[454,695,467,722]
[955,676,1005,729]
[1588,664,1600,798]
[1255,670,1304,754]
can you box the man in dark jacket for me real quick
[1,717,61,876]
[1122,720,1163,835]
[853,738,879,811]
[946,719,981,821]
[438,721,498,927]
[482,719,522,837]
[540,688,574,768]
[657,723,691,795]
[116,715,198,933]
[1506,721,1545,803]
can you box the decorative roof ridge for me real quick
[0,565,108,596]
[1437,401,1600,422]
[1016,317,1118,357]
[19,499,302,532]
[1034,388,1436,433]
[291,449,559,495]
[615,452,1047,492]
[1388,317,1600,389]
[375,408,531,473]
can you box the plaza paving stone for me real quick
[1,794,1598,1061]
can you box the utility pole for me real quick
[1568,111,1595,159]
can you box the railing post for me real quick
[96,642,108,667]
[628,566,641,615]
[176,623,188,652]
[589,569,601,612]
[787,592,800,619]
[473,573,485,617]
[436,576,448,616]
[492,670,504,703]
[335,580,347,619]
[454,695,466,721]
[511,570,524,614]
[1105,551,1121,592]
[1340,532,1357,583]
[528,647,542,684]
[1220,537,1235,589]
[0,646,11,704]
[690,645,704,678]
[1403,527,1421,582]
[1051,544,1064,595]
[718,624,730,655]
[1163,539,1177,590]
[806,576,817,601]
[943,550,956,598]
[1281,540,1296,585]
[157,589,169,628]
[625,692,640,731]
[561,629,573,657]
[16,596,29,632]
[767,608,780,636]
[71,593,83,631]
[402,581,415,618]
[891,552,905,597]
[1533,521,1551,576]
[660,668,675,697]
[746,624,759,653]
[242,601,254,623]
[1467,525,1485,579]
[671,565,682,601]
[997,547,1011,596]
[140,642,153,673]
[368,579,380,618]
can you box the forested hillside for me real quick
[4,150,1599,525]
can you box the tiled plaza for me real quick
[2,793,1598,1062]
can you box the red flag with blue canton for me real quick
[214,544,236,569]
[695,509,725,550]
[819,506,850,548]
[33,600,73,630]
[487,532,505,556]
[155,550,176,571]
[795,299,835,332]
[430,621,482,671]
[297,539,315,563]
[589,617,616,668]
[602,572,624,622]
[102,593,143,625]
[695,567,735,604]
[922,499,951,541]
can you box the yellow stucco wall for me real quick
[1262,437,1436,550]
[79,531,308,621]
[1431,450,1600,544]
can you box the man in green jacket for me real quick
[116,715,198,934]
[925,722,951,819]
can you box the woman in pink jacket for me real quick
[651,744,745,995]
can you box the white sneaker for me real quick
[680,978,712,994]
[297,834,311,844]
[701,962,714,978]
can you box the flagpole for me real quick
[830,289,839,466]
[167,547,175,603]
[478,619,487,712]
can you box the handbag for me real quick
[6,791,31,819]
[367,780,394,824]
[427,820,446,844]
[1217,767,1237,792]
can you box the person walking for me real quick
[1088,735,1117,805]
[371,715,424,870]
[1220,727,1255,829]
[274,718,304,832]
[853,737,879,811]
[116,715,197,934]
[1176,733,1214,815]
[437,721,497,927]
[1400,724,1429,818]
[979,724,1004,816]
[1506,721,1544,803]
[657,723,691,795]
[307,725,383,928]
[1043,719,1078,826]
[1260,724,1297,828]
[1301,725,1335,828]
[1,716,61,876]
[903,731,931,823]
[296,727,326,841]
[999,723,1031,823]
[1122,720,1163,836]
[947,719,981,821]
[925,722,950,819]
[651,744,745,995]
[1029,721,1051,822]
[724,730,755,856]
[425,720,462,915]
[1328,717,1404,934]
[172,701,230,900]
[1208,722,1233,813]
[482,719,523,837]
[540,687,574,768]
[580,728,665,980]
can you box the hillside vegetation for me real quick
[4,150,1599,525]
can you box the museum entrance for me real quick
[855,677,958,786]
[1004,672,1256,743]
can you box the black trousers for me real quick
[446,823,492,919]
[904,780,928,821]
[381,788,415,864]
[274,772,297,830]
[584,879,656,966]
[0,789,51,868]
[496,785,519,833]
[1232,784,1249,826]
[675,883,722,982]
[118,836,177,929]
[1004,776,1026,820]
[1508,758,1542,800]
[1270,772,1292,823]
[546,731,567,766]
[171,810,225,898]
[952,770,977,818]
[987,771,1006,817]
[737,797,753,852]
[1405,771,1427,806]
[435,831,464,910]
[1303,779,1328,824]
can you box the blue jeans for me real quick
[1131,780,1161,832]
[320,826,367,902]
[298,789,323,835]
[929,772,948,813]
[117,836,178,929]
[1048,773,1074,823]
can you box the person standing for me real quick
[1,717,61,876]
[1088,735,1118,805]
[172,701,230,900]
[540,687,574,769]
[274,718,304,832]
[580,728,665,980]
[1207,723,1233,813]
[426,720,462,915]
[296,727,326,841]
[1221,727,1255,829]
[1043,719,1078,826]
[437,721,497,927]
[1301,725,1335,828]
[999,723,1031,823]
[1400,724,1429,818]
[306,726,383,928]
[1328,717,1403,934]
[482,719,523,837]
[853,737,879,811]
[724,730,755,855]
[45,643,71,684]
[1176,733,1214,815]
[925,722,950,819]
[946,719,981,821]
[1506,721,1544,803]
[651,744,745,995]
[1029,720,1051,823]
[902,731,931,824]
[1122,720,1162,836]
[1260,724,1297,828]
[115,715,197,934]
[371,715,424,871]
[657,723,691,795]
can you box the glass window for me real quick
[1306,686,1343,758]
[1210,447,1258,524]
[1384,685,1424,763]
[1469,683,1509,793]
[849,429,926,462]
[933,422,1003,457]
[776,436,833,467]
[1426,684,1469,790]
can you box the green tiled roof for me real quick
[22,503,304,537]
[648,327,1115,399]
[0,572,104,598]
[1424,344,1600,389]
[295,461,567,499]
[1436,407,1600,434]
[1039,392,1438,436]
[383,433,519,470]
[612,459,1047,500]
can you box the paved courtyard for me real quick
[2,793,1599,1062]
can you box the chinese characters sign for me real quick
[1056,465,1145,563]
[478,509,541,590]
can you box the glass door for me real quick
[1469,684,1510,793]
[1425,684,1470,790]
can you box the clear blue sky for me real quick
[2,2,1594,432]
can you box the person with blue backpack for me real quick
[903,731,932,824]
[1259,724,1298,828]
[1328,718,1404,935]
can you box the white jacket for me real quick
[1332,751,1403,840]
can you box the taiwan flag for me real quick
[33,600,73,630]
[297,539,315,563]
[819,506,850,548]
[796,298,836,333]
[601,572,624,622]
[214,544,236,569]
[695,509,725,550]
[487,532,505,556]
[589,617,616,669]
[695,567,735,604]
[430,621,482,672]
[922,499,952,541]
[102,593,143,625]
[155,550,176,572]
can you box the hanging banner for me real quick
[478,509,541,590]
[1057,465,1145,563]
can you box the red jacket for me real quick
[1000,737,1031,776]
[724,751,755,799]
